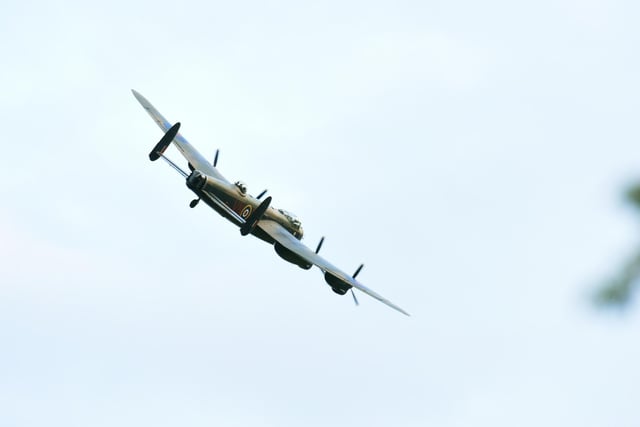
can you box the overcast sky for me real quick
[1,1,640,426]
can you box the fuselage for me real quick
[186,170,304,243]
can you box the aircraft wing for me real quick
[131,89,227,183]
[257,219,410,316]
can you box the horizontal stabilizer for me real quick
[149,122,181,161]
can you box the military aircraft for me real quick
[132,90,409,316]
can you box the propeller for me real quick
[256,189,268,200]
[191,149,219,208]
[189,163,200,207]
[352,264,363,278]
[350,289,359,306]
[350,264,364,306]
[315,237,359,306]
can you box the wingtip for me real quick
[131,89,145,102]
[392,305,411,317]
[387,300,411,317]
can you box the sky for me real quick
[1,0,640,426]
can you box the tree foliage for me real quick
[595,184,640,307]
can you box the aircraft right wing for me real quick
[132,89,228,183]
[257,219,410,316]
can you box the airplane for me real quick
[132,90,409,316]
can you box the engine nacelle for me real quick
[274,243,312,270]
[324,272,352,295]
[186,170,224,193]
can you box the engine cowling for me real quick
[324,272,352,295]
[274,243,312,270]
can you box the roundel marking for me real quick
[241,205,253,218]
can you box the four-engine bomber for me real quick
[133,89,409,316]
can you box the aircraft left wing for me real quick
[257,219,410,316]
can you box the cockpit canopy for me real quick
[234,181,247,195]
[278,209,301,228]
[278,208,303,233]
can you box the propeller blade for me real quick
[352,264,364,279]
[315,237,325,254]
[213,149,219,167]
[149,122,180,161]
[349,264,364,306]
[350,289,359,306]
[256,189,268,199]
[189,198,200,208]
